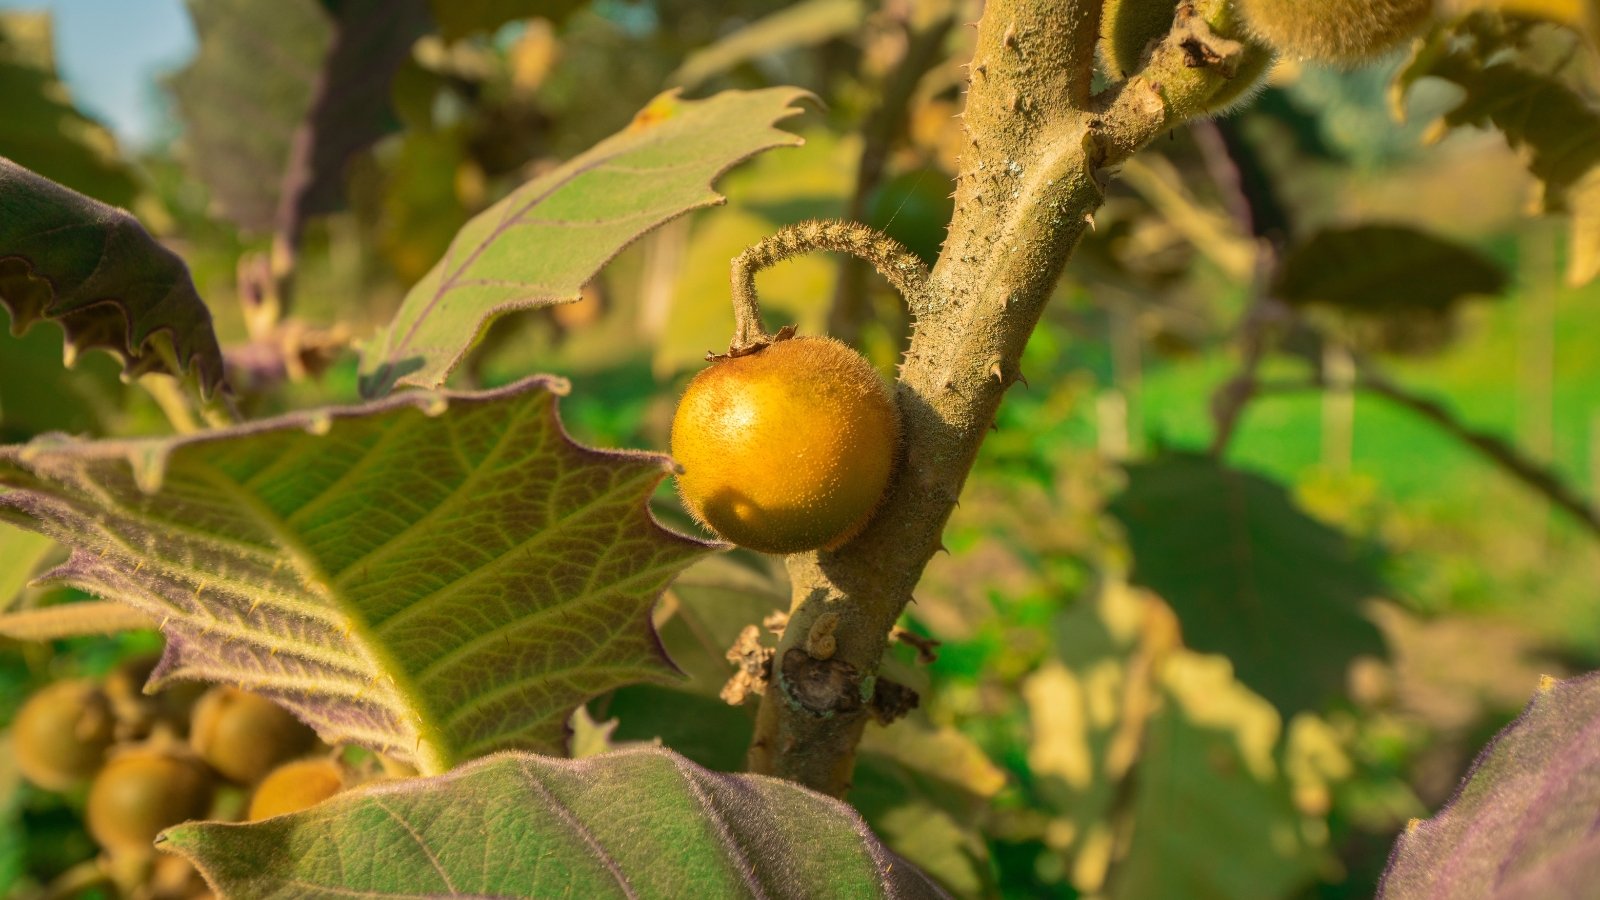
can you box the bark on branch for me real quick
[747,0,1267,796]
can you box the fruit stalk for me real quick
[728,220,932,355]
[748,0,1266,796]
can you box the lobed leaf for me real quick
[0,158,226,395]
[1379,671,1600,899]
[358,87,811,397]
[1108,455,1388,717]
[0,377,710,774]
[164,746,948,899]
[1273,224,1506,314]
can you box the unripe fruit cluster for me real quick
[671,336,901,555]
[9,658,356,897]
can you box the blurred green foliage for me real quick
[1,0,1598,897]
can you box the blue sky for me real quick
[1,0,196,147]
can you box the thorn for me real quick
[1002,21,1017,49]
[974,62,988,78]
[1084,212,1096,231]
[935,541,950,555]
[1015,370,1030,389]
[989,360,1004,382]
[990,421,999,432]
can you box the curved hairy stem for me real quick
[747,0,1267,796]
[726,219,932,355]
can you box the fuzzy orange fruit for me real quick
[670,336,900,554]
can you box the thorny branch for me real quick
[746,0,1269,795]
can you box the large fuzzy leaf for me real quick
[165,747,947,899]
[0,377,710,774]
[1108,455,1388,716]
[0,158,226,395]
[1274,225,1506,314]
[358,87,811,397]
[1378,671,1600,898]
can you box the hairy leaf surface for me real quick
[1379,672,1600,899]
[358,87,811,397]
[1274,225,1506,314]
[1109,455,1388,716]
[0,158,226,395]
[166,747,947,899]
[0,377,709,773]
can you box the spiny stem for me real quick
[728,219,933,355]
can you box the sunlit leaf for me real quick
[1108,455,1388,716]
[0,158,226,395]
[1569,169,1600,287]
[0,12,139,208]
[358,87,811,397]
[1114,654,1327,900]
[0,377,710,774]
[165,747,948,899]
[1379,672,1600,898]
[1273,225,1506,314]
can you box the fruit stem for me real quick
[747,0,1270,798]
[727,219,932,356]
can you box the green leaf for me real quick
[0,377,710,774]
[358,87,811,397]
[1395,29,1600,212]
[1114,654,1327,900]
[1108,455,1388,716]
[0,158,227,395]
[1024,581,1332,898]
[0,324,125,442]
[1273,225,1507,314]
[276,0,433,247]
[164,747,948,899]
[1379,672,1600,898]
[0,521,55,610]
[167,0,330,233]
[668,0,866,91]
[0,12,140,208]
